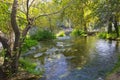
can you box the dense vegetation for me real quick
[0,0,120,79]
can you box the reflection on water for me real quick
[24,37,120,80]
[44,54,69,80]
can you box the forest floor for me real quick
[0,57,40,80]
[10,71,40,80]
[0,71,40,80]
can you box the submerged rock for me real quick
[45,47,58,55]
[30,46,36,50]
[57,36,70,40]
[34,53,43,58]
[56,42,64,47]
[22,50,35,57]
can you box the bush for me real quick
[98,32,107,39]
[56,31,66,37]
[22,38,38,53]
[70,29,86,36]
[106,33,117,39]
[98,32,117,39]
[30,29,56,41]
[19,58,44,75]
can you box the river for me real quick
[24,36,120,80]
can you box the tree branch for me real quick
[22,0,32,39]
[28,0,35,9]
[0,35,11,57]
[34,0,73,20]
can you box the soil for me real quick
[0,71,40,80]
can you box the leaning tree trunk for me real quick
[0,36,12,78]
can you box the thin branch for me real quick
[34,0,73,20]
[26,0,29,21]
[28,0,35,9]
[22,0,32,38]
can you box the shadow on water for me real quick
[24,36,120,80]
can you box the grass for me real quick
[106,55,120,79]
[19,58,44,75]
[22,38,38,53]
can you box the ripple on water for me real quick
[36,37,120,80]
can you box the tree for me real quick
[92,0,120,37]
[0,0,72,78]
[0,0,33,78]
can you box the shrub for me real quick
[98,32,117,39]
[22,38,38,53]
[56,31,66,37]
[106,33,117,39]
[30,29,56,41]
[19,58,44,75]
[98,32,107,39]
[70,29,86,36]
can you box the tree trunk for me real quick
[84,23,87,34]
[0,36,12,78]
[114,16,119,37]
[10,0,20,74]
[0,0,32,78]
[108,16,113,34]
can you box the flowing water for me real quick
[24,36,120,80]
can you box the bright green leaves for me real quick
[0,1,11,34]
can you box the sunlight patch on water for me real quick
[95,40,117,57]
[44,54,69,80]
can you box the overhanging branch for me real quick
[34,0,73,20]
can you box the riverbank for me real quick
[0,72,40,80]
[106,56,120,80]
[106,64,120,80]
[10,71,39,80]
[106,72,120,80]
[0,58,40,80]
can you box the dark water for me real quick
[25,37,120,80]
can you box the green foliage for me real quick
[19,58,44,75]
[98,32,107,39]
[70,29,86,37]
[30,29,56,41]
[98,32,118,39]
[106,33,117,39]
[0,49,5,57]
[56,31,66,37]
[0,1,11,34]
[107,56,120,75]
[113,56,120,72]
[22,38,38,53]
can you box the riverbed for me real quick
[24,36,120,80]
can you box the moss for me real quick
[56,31,66,37]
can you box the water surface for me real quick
[25,37,120,80]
